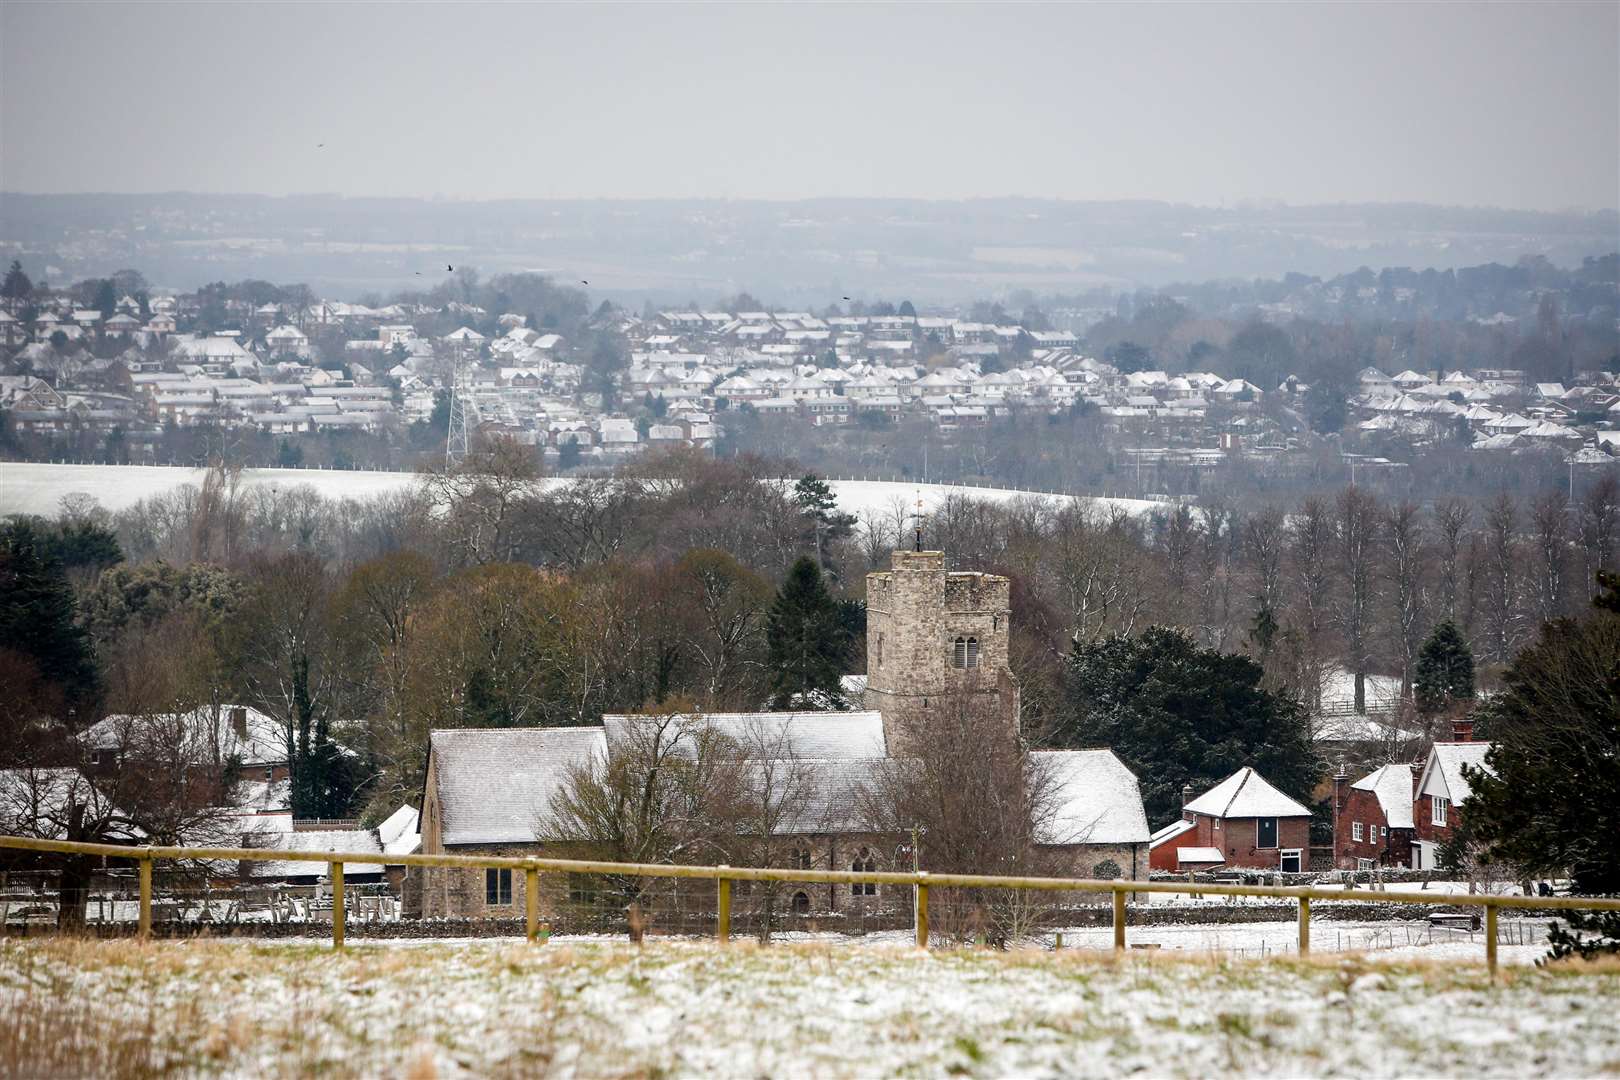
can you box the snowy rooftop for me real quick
[601,711,887,760]
[247,829,385,879]
[1149,818,1196,847]
[1176,847,1224,866]
[1183,767,1311,819]
[1351,763,1416,829]
[84,704,286,767]
[1419,742,1494,804]
[431,726,607,845]
[1030,749,1150,845]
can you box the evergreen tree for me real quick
[1465,575,1620,895]
[0,521,98,706]
[2,259,32,302]
[1413,619,1475,715]
[765,557,851,709]
[793,474,855,568]
[1058,627,1317,826]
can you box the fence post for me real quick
[716,867,731,944]
[1298,895,1311,955]
[526,864,541,943]
[915,872,929,949]
[331,862,345,949]
[1113,887,1127,952]
[137,853,152,940]
[1485,903,1497,976]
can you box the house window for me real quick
[1352,822,1364,842]
[485,868,512,907]
[851,847,878,896]
[952,636,980,669]
[1256,817,1279,849]
[790,847,812,870]
[1432,796,1448,827]
[1357,858,1374,871]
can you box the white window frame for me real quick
[1357,858,1374,871]
[1432,796,1448,827]
[1352,822,1364,842]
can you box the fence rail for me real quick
[5,834,1617,974]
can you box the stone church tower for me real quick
[865,549,1019,752]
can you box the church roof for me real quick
[430,726,606,845]
[1031,749,1151,845]
[600,711,886,760]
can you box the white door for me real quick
[1412,841,1434,871]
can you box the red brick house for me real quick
[1149,767,1312,872]
[1412,723,1494,870]
[1331,763,1415,870]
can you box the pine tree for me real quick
[1,259,33,302]
[1465,575,1620,895]
[0,521,98,707]
[1413,619,1475,715]
[765,557,851,709]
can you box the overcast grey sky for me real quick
[3,1,1616,211]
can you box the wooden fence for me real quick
[4,834,1617,974]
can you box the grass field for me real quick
[3,938,1617,1078]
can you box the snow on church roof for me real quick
[1183,767,1310,819]
[431,727,607,845]
[1031,749,1150,845]
[601,711,886,760]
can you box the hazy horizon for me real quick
[3,1,1617,213]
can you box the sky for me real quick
[2,2,1617,212]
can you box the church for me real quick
[413,549,1150,921]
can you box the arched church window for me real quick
[851,847,879,896]
[791,890,810,914]
[965,637,980,668]
[952,636,967,668]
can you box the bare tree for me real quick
[1335,487,1381,713]
[1288,497,1336,709]
[1432,498,1471,624]
[1578,473,1620,601]
[1382,500,1428,698]
[1481,493,1523,663]
[1529,489,1571,625]
[859,689,1063,946]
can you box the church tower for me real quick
[865,549,1018,753]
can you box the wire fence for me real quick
[4,834,1618,974]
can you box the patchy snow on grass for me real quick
[3,938,1616,1078]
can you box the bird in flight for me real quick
[581,280,589,285]
[842,296,851,301]
[446,264,454,272]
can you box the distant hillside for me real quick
[2,193,1614,305]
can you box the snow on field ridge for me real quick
[0,461,1163,520]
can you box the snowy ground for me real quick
[0,461,1163,521]
[3,938,1616,1077]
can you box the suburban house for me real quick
[413,549,1152,920]
[1331,763,1416,870]
[1412,720,1495,870]
[1149,767,1313,872]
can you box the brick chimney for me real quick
[1180,783,1195,821]
[231,706,249,741]
[1451,716,1473,743]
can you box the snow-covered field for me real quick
[0,461,1163,521]
[3,938,1615,1077]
